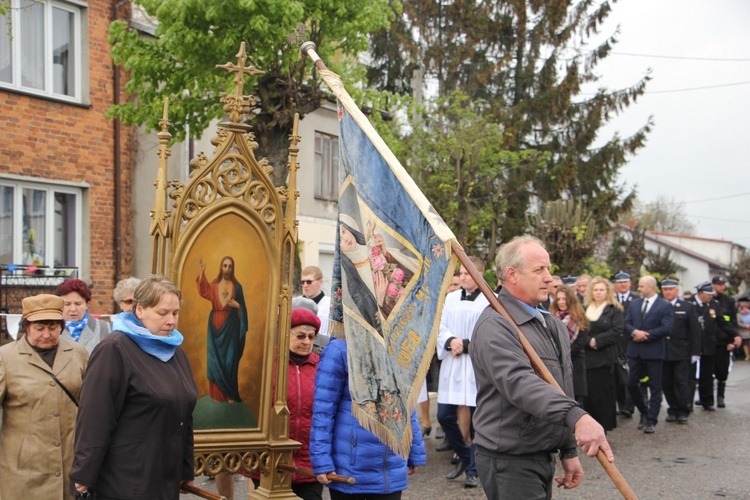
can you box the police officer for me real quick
[710,276,741,407]
[613,271,639,418]
[690,282,738,411]
[660,278,701,424]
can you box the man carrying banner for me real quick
[470,235,613,499]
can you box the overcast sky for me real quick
[591,0,750,245]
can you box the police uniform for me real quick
[711,276,739,407]
[690,282,736,410]
[661,279,701,423]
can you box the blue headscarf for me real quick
[113,312,183,362]
[65,311,88,342]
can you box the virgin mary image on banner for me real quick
[336,182,420,340]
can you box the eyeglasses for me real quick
[300,280,317,285]
[120,299,134,305]
[291,332,317,341]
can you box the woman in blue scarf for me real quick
[70,275,198,499]
[56,278,111,354]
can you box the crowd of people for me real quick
[421,237,744,498]
[1,241,746,499]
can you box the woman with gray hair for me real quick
[113,276,141,313]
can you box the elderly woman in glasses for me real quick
[0,294,89,499]
[113,277,141,313]
[245,308,324,498]
[56,278,111,354]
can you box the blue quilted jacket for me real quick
[309,339,427,494]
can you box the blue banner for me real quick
[329,103,457,457]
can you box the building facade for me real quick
[0,0,136,322]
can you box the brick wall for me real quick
[0,0,135,314]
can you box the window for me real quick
[314,132,340,202]
[0,178,82,268]
[0,0,83,101]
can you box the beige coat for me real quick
[0,335,88,499]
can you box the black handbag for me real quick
[613,345,629,386]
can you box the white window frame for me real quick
[314,131,340,202]
[0,0,84,103]
[0,176,84,269]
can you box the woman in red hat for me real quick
[247,308,323,499]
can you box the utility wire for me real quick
[646,80,750,94]
[683,192,750,204]
[611,52,750,63]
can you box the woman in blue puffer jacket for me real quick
[310,338,426,499]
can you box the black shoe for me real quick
[717,397,726,408]
[677,415,688,424]
[644,423,655,434]
[703,405,716,411]
[436,441,453,452]
[464,475,479,488]
[619,410,633,418]
[446,461,467,480]
[451,454,460,465]
[637,414,648,430]
[435,427,445,439]
[695,399,703,406]
[665,414,677,423]
[421,425,432,437]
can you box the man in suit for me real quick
[613,271,639,418]
[624,275,674,434]
[660,278,701,424]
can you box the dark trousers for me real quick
[698,354,717,406]
[476,451,555,500]
[662,358,691,417]
[715,347,731,382]
[330,491,401,500]
[627,357,663,424]
[437,403,477,476]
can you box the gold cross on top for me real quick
[216,42,265,101]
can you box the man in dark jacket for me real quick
[660,278,701,424]
[470,235,613,499]
[613,270,639,418]
[711,276,741,406]
[624,275,674,434]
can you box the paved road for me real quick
[188,360,750,499]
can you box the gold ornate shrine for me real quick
[148,42,300,498]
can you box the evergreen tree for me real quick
[368,0,650,244]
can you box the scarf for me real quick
[585,302,607,323]
[555,310,580,343]
[112,312,183,362]
[289,351,311,366]
[65,312,88,342]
